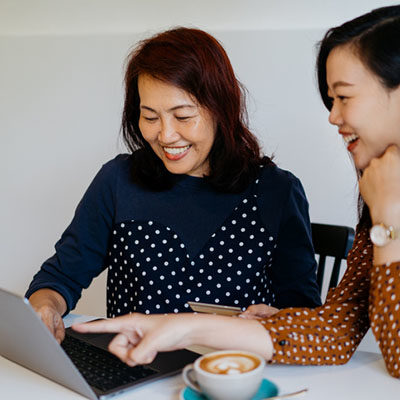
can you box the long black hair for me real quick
[316,5,400,227]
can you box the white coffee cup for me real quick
[182,350,265,400]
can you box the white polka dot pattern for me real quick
[369,255,400,377]
[106,190,276,318]
[261,227,400,378]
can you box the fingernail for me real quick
[127,360,137,367]
[144,351,156,364]
[126,355,137,366]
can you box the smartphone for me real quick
[187,301,242,316]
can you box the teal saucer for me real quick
[179,378,279,400]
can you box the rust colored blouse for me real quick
[261,226,400,378]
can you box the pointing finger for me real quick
[72,317,130,334]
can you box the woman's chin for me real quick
[352,154,369,171]
[163,163,189,176]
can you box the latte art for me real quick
[199,353,260,375]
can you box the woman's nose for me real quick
[159,120,179,143]
[328,102,343,126]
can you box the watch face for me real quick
[370,225,389,246]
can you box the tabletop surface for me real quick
[1,314,399,400]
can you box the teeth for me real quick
[343,134,358,144]
[163,145,190,155]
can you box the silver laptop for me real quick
[0,287,198,399]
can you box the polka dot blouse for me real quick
[261,227,400,378]
[106,192,277,317]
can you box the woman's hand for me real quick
[240,304,280,319]
[359,144,400,224]
[72,312,273,366]
[29,289,67,343]
[360,144,400,265]
[74,313,194,366]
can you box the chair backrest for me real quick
[311,223,355,295]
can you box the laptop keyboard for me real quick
[61,334,158,392]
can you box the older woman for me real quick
[27,27,320,344]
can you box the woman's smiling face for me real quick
[326,44,400,171]
[138,74,216,177]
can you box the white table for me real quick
[0,315,399,400]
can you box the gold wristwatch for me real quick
[370,223,400,247]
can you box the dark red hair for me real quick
[121,27,272,192]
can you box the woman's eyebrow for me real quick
[140,105,157,112]
[168,104,196,112]
[140,104,196,113]
[332,81,354,89]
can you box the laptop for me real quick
[0,287,199,399]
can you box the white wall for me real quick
[0,0,397,34]
[1,0,397,316]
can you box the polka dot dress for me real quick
[261,227,400,378]
[106,178,277,317]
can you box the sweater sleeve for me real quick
[260,228,371,366]
[369,260,400,378]
[25,156,122,314]
[267,173,321,308]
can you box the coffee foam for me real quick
[199,353,260,375]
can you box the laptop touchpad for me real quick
[65,327,117,351]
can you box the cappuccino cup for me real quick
[182,350,265,400]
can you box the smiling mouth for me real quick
[343,133,359,145]
[163,145,191,155]
[162,145,191,160]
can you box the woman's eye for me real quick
[176,116,191,121]
[143,116,158,122]
[336,95,349,103]
[331,95,348,105]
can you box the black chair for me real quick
[311,223,355,295]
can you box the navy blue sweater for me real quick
[26,154,321,315]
